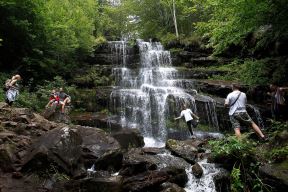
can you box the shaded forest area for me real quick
[0,0,288,90]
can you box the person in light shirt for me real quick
[174,104,199,136]
[225,83,266,140]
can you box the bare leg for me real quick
[234,128,241,138]
[46,99,55,108]
[61,98,71,113]
[251,122,265,138]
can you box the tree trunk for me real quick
[172,0,179,38]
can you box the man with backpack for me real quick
[225,83,266,140]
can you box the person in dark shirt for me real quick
[58,87,71,113]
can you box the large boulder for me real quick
[166,139,198,164]
[259,162,288,191]
[213,168,231,192]
[52,176,123,192]
[0,144,15,172]
[76,125,123,171]
[111,128,145,149]
[22,125,122,177]
[122,170,170,192]
[42,104,71,124]
[192,162,203,178]
[160,182,186,192]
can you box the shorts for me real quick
[230,112,253,129]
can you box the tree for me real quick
[172,0,179,38]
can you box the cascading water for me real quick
[110,40,221,143]
[110,40,198,142]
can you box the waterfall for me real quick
[246,104,265,129]
[185,160,220,192]
[110,40,219,142]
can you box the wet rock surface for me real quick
[165,139,199,164]
[192,162,203,178]
[112,128,145,149]
[259,162,288,191]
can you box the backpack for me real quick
[3,79,11,91]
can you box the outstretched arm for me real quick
[174,116,181,120]
[192,113,199,120]
[174,112,183,120]
[280,87,288,91]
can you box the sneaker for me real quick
[191,135,197,139]
[260,136,269,142]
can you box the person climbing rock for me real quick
[174,104,199,137]
[225,83,267,140]
[5,74,21,106]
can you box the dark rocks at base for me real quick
[160,167,188,188]
[121,166,187,192]
[22,126,122,177]
[271,130,288,147]
[213,168,231,192]
[112,128,145,149]
[166,139,198,164]
[192,163,203,178]
[259,162,288,191]
[160,182,186,192]
[42,104,71,124]
[119,148,158,177]
[0,145,15,172]
[72,113,122,132]
[122,170,170,192]
[53,176,123,192]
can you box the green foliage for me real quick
[209,136,253,159]
[196,0,288,55]
[231,165,244,192]
[269,120,288,132]
[118,0,203,40]
[0,0,97,82]
[210,58,282,85]
[209,136,274,192]
[239,59,271,85]
[268,146,288,163]
[73,66,112,87]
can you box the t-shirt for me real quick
[59,92,70,101]
[225,90,247,116]
[180,109,194,122]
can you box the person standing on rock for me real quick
[267,83,288,121]
[174,104,199,137]
[5,74,21,106]
[225,83,267,140]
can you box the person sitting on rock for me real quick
[5,74,21,106]
[58,87,71,113]
[45,89,60,108]
[174,104,200,137]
